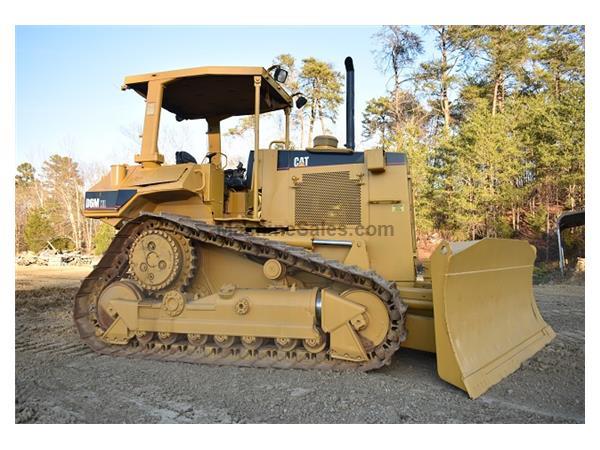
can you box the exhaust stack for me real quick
[344,57,355,150]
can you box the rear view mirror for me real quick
[295,96,307,109]
[274,67,288,83]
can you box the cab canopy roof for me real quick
[123,66,293,121]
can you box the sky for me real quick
[16,25,434,170]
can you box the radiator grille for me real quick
[294,171,362,226]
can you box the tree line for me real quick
[15,157,113,255]
[362,26,584,262]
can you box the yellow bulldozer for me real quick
[75,57,555,398]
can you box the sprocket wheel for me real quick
[128,228,196,293]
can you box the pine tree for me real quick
[469,26,542,115]
[92,222,115,255]
[42,155,84,250]
[416,26,475,134]
[15,163,35,188]
[24,208,54,252]
[299,57,343,145]
[362,96,395,150]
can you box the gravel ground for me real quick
[15,266,584,423]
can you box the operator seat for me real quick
[175,151,197,164]
[245,151,255,189]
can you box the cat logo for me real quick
[293,156,310,167]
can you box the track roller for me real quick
[214,335,235,348]
[303,331,326,353]
[275,337,298,351]
[136,331,154,345]
[241,336,264,350]
[187,333,208,346]
[158,331,178,345]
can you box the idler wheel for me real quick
[340,289,390,349]
[96,280,143,330]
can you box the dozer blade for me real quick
[430,239,555,398]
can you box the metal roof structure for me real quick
[556,209,585,274]
[123,66,293,120]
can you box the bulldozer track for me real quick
[74,213,407,371]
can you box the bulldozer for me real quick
[75,57,555,398]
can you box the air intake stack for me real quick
[344,56,355,150]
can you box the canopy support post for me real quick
[206,117,222,168]
[252,76,261,219]
[284,107,291,149]
[135,79,166,168]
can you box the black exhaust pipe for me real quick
[344,56,355,150]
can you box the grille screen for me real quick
[294,171,362,226]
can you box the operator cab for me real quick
[122,65,297,165]
[120,58,357,220]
